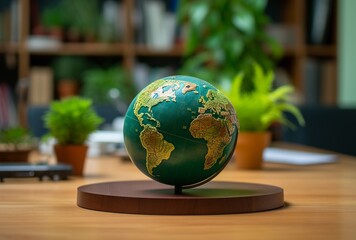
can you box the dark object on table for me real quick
[0,162,72,182]
[283,106,356,156]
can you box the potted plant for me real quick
[0,127,36,162]
[43,97,103,175]
[60,0,100,42]
[178,0,282,88]
[41,7,65,40]
[222,64,304,169]
[52,56,88,99]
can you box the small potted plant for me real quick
[41,7,65,40]
[0,127,36,162]
[52,56,88,99]
[222,64,304,169]
[43,97,103,175]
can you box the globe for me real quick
[123,75,239,189]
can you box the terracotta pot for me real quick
[54,144,88,176]
[0,150,31,162]
[234,132,271,170]
[48,27,64,41]
[57,80,79,99]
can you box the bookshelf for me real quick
[0,0,338,127]
[266,0,338,106]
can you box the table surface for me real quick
[1,143,355,240]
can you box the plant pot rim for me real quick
[0,149,32,152]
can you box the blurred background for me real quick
[0,0,355,156]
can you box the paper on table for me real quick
[263,147,338,165]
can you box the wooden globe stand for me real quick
[77,180,284,215]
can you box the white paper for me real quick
[263,147,337,165]
[89,130,123,144]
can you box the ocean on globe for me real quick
[123,75,239,188]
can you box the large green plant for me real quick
[222,64,304,132]
[44,97,103,145]
[179,0,281,89]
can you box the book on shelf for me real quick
[0,7,11,43]
[135,0,179,50]
[0,0,20,43]
[308,0,333,44]
[0,83,18,128]
[99,0,124,43]
[303,58,337,106]
[10,0,20,43]
[28,67,53,106]
[303,58,321,106]
[320,60,337,106]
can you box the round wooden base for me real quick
[77,180,284,215]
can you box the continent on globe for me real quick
[189,113,231,170]
[124,75,239,188]
[140,124,175,175]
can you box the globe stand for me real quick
[77,180,284,215]
[174,185,183,195]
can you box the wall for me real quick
[339,0,356,107]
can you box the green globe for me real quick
[123,75,239,188]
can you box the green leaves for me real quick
[179,0,278,87]
[221,63,304,131]
[232,8,255,35]
[253,63,274,93]
[0,128,35,150]
[44,97,103,145]
[190,2,209,27]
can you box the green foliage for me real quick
[52,56,89,82]
[178,0,282,88]
[41,0,100,37]
[222,64,304,132]
[81,66,136,105]
[42,7,65,28]
[0,127,35,150]
[44,97,103,145]
[59,0,100,37]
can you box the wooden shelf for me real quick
[29,43,126,56]
[306,45,337,57]
[0,43,19,54]
[134,45,184,57]
[281,46,306,57]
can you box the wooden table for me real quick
[1,143,356,240]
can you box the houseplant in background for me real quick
[222,64,304,169]
[43,97,103,175]
[60,0,100,42]
[178,0,282,89]
[81,65,136,111]
[41,6,65,40]
[0,127,36,162]
[52,56,88,99]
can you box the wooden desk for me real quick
[1,143,356,240]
